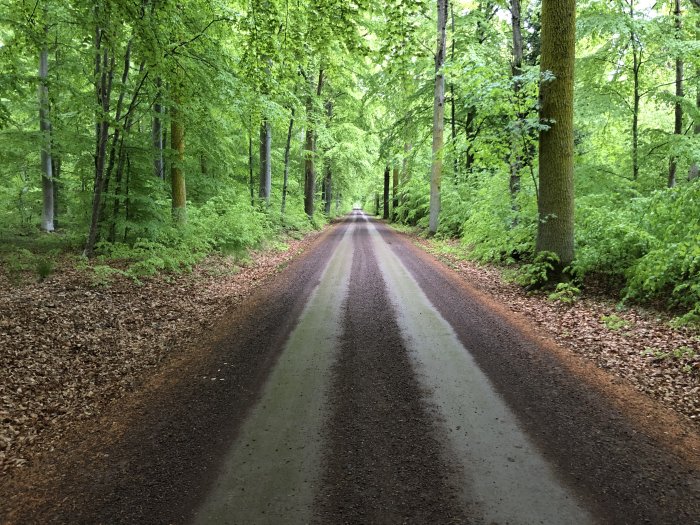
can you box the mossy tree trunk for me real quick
[536,0,576,270]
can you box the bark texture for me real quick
[282,110,294,214]
[509,0,523,202]
[669,0,683,189]
[259,119,272,204]
[304,68,324,218]
[429,0,448,234]
[171,93,186,225]
[39,44,55,233]
[392,165,399,221]
[536,0,576,268]
[152,77,164,179]
[383,166,390,220]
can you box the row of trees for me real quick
[370,0,698,318]
[0,0,378,262]
[1,0,698,319]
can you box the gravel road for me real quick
[7,211,700,524]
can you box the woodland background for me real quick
[0,0,698,323]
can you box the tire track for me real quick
[315,214,469,524]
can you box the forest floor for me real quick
[1,218,698,493]
[0,229,324,476]
[2,213,699,524]
[404,233,700,426]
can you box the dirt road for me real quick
[7,212,700,524]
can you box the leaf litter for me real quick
[0,232,321,478]
[413,236,700,426]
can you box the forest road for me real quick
[13,211,700,525]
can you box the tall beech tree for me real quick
[38,30,54,233]
[429,0,447,234]
[536,0,576,271]
[383,165,390,220]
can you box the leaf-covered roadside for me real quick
[413,237,700,425]
[0,231,322,477]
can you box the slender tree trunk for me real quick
[383,166,390,220]
[509,0,524,204]
[375,193,380,216]
[52,156,60,229]
[39,41,54,232]
[392,164,399,221]
[632,47,640,181]
[304,67,324,218]
[690,78,700,180]
[465,109,476,172]
[430,0,448,234]
[171,89,186,224]
[282,109,294,214]
[85,27,114,257]
[153,77,164,179]
[259,119,272,204]
[249,131,254,206]
[450,2,458,180]
[536,0,576,270]
[323,100,333,215]
[669,0,683,188]
[123,153,131,242]
[108,138,126,242]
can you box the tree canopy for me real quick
[0,0,698,322]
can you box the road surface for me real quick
[10,212,700,524]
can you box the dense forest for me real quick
[0,0,698,323]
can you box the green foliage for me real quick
[548,282,581,304]
[600,314,631,331]
[510,251,560,288]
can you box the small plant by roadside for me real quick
[548,282,581,304]
[510,251,559,288]
[600,313,631,330]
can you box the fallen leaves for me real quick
[0,232,321,477]
[415,237,700,426]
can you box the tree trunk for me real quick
[632,46,640,181]
[249,131,255,206]
[282,110,294,214]
[52,156,60,229]
[536,0,576,269]
[450,2,458,180]
[153,77,164,179]
[383,166,390,220]
[39,42,55,232]
[430,0,448,234]
[465,109,476,172]
[509,0,524,204]
[669,0,683,188]
[259,119,271,204]
[85,29,114,258]
[323,100,333,215]
[392,164,399,221]
[304,67,324,218]
[171,90,186,225]
[690,76,700,180]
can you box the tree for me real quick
[429,0,448,234]
[171,85,186,225]
[668,0,683,188]
[383,165,390,220]
[38,27,54,233]
[536,0,576,271]
[509,0,524,203]
[259,118,271,204]
[304,67,324,218]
